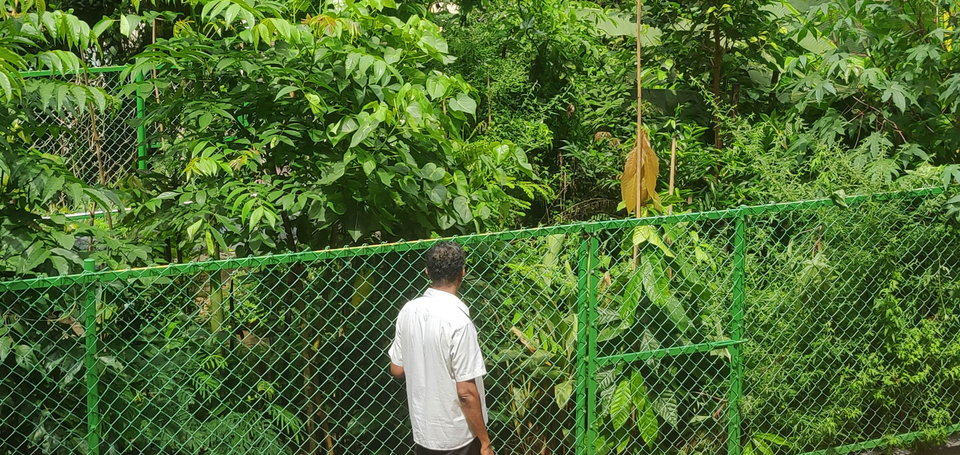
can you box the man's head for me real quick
[424,241,466,287]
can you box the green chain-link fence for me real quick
[2,187,958,455]
[24,67,144,199]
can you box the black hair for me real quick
[424,241,466,285]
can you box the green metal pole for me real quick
[83,258,101,455]
[727,213,746,455]
[135,73,147,170]
[574,233,590,455]
[20,65,128,78]
[585,236,599,455]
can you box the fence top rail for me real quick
[0,186,946,292]
[20,65,128,78]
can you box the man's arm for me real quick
[389,362,404,379]
[456,379,493,455]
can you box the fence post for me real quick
[135,72,147,170]
[574,232,590,455]
[585,235,599,455]
[83,258,101,455]
[727,212,746,455]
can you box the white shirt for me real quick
[389,288,488,450]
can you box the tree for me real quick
[782,0,960,184]
[0,1,146,278]
[119,0,544,260]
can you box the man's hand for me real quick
[480,442,495,455]
[389,362,404,379]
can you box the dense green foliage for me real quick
[1,0,958,271]
[438,0,960,212]
[745,198,960,449]
[1,0,960,454]
[3,191,956,455]
[0,4,148,278]
[118,0,548,260]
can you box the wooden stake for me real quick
[152,20,166,148]
[487,73,492,130]
[89,202,97,232]
[633,0,643,267]
[636,0,642,138]
[87,102,113,229]
[667,136,676,279]
[712,14,723,150]
[668,135,676,215]
[88,103,106,188]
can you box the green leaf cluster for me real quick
[118,0,543,259]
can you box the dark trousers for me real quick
[414,438,481,455]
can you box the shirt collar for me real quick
[423,288,470,317]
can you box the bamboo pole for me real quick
[667,136,676,279]
[487,73,492,129]
[87,101,113,230]
[668,136,676,215]
[632,0,643,267]
[152,20,167,149]
[712,14,723,150]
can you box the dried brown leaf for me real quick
[620,130,661,214]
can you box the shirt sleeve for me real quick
[388,319,403,367]
[449,322,487,382]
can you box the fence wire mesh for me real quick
[1,189,958,455]
[25,69,140,196]
[587,217,736,455]
[741,194,960,454]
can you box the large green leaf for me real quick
[427,182,448,204]
[420,32,448,54]
[555,379,574,410]
[633,225,674,257]
[630,370,646,408]
[609,380,631,430]
[453,196,472,223]
[405,101,422,126]
[426,74,447,100]
[753,433,789,447]
[305,92,324,115]
[350,115,379,147]
[637,405,658,446]
[640,252,691,331]
[0,72,12,100]
[319,162,346,185]
[345,52,361,75]
[15,344,38,370]
[19,244,51,274]
[357,54,375,78]
[0,337,13,363]
[448,92,477,115]
[621,271,642,324]
[419,162,445,181]
[652,389,679,428]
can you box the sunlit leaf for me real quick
[555,379,574,410]
[637,404,658,445]
[448,92,477,115]
[609,380,631,430]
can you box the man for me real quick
[388,241,494,455]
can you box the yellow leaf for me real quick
[351,266,375,308]
[620,130,661,214]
